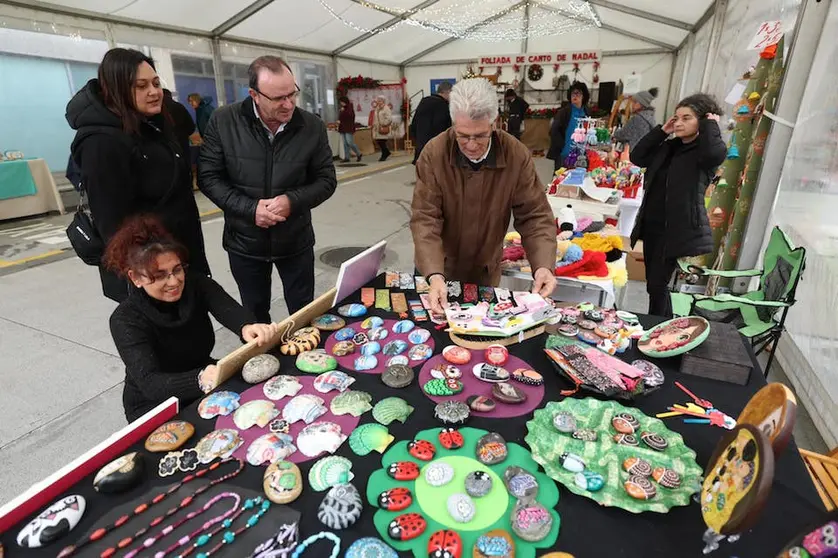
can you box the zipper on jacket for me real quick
[263,130,274,262]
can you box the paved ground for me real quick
[0,154,827,507]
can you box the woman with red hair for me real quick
[105,215,277,422]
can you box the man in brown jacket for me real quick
[411,78,557,314]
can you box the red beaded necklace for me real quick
[56,458,244,558]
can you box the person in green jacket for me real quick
[188,93,215,136]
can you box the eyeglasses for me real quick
[455,132,492,145]
[253,84,300,105]
[143,264,188,285]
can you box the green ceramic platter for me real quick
[637,316,711,358]
[525,399,702,514]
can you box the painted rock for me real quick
[93,452,143,493]
[393,319,416,333]
[617,310,640,323]
[438,427,464,450]
[263,375,302,400]
[476,433,508,465]
[425,462,455,487]
[263,460,303,504]
[309,455,354,492]
[611,412,640,434]
[282,394,326,424]
[632,359,665,388]
[311,314,345,331]
[269,418,290,434]
[578,319,597,330]
[332,340,356,356]
[349,423,394,456]
[623,457,652,477]
[337,303,367,318]
[361,342,382,356]
[387,513,427,541]
[595,325,618,339]
[409,343,433,361]
[491,382,527,404]
[572,429,598,442]
[354,332,370,346]
[383,340,409,356]
[197,390,240,419]
[354,355,379,371]
[346,538,398,558]
[562,313,578,325]
[313,370,355,393]
[144,420,194,452]
[382,364,414,388]
[467,395,496,413]
[330,390,373,417]
[558,452,586,473]
[378,487,413,512]
[558,324,579,337]
[511,368,544,386]
[335,327,356,341]
[473,363,510,383]
[195,429,242,464]
[503,466,539,499]
[465,471,493,498]
[652,467,682,489]
[641,431,669,451]
[368,327,389,341]
[247,433,297,466]
[280,327,321,356]
[408,328,431,344]
[485,344,509,366]
[584,309,604,321]
[552,411,577,433]
[428,530,462,558]
[577,330,600,345]
[387,461,420,481]
[296,349,338,374]
[613,433,640,447]
[434,401,470,425]
[297,421,347,457]
[242,354,280,384]
[474,529,515,558]
[442,345,471,365]
[408,439,436,461]
[510,500,552,542]
[387,355,409,367]
[423,378,464,396]
[373,397,414,425]
[624,475,657,500]
[318,483,362,529]
[16,495,85,548]
[362,316,385,330]
[447,493,476,523]
[574,470,605,492]
[431,363,462,380]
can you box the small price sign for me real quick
[747,21,783,51]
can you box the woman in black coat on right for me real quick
[66,48,210,303]
[629,93,726,317]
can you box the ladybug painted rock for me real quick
[387,461,420,481]
[387,512,427,541]
[408,439,436,461]
[438,428,464,450]
[427,529,462,558]
[378,487,412,511]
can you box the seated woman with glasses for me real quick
[105,215,278,422]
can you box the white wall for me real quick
[336,57,401,81]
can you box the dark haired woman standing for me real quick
[630,93,727,317]
[66,48,209,303]
[547,81,590,173]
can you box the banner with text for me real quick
[479,51,602,66]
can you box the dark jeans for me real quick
[642,232,677,318]
[228,248,315,322]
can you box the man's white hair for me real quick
[449,78,498,122]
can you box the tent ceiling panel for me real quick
[594,0,712,26]
[343,22,450,63]
[597,6,686,46]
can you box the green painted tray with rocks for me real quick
[525,398,702,514]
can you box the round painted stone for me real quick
[242,354,280,384]
[510,500,552,542]
[447,493,476,523]
[428,530,463,558]
[467,395,496,413]
[368,327,389,341]
[438,427,465,450]
[431,363,463,380]
[476,433,508,465]
[280,327,321,356]
[378,487,413,512]
[332,341,356,356]
[578,319,597,330]
[632,359,665,388]
[511,368,544,386]
[382,364,414,388]
[311,314,345,331]
[623,457,652,477]
[425,462,455,487]
[408,328,431,344]
[577,330,600,345]
[93,452,144,493]
[263,375,302,400]
[558,324,579,337]
[503,467,540,499]
[387,461,420,481]
[361,341,382,356]
[393,320,416,334]
[562,313,578,324]
[641,431,669,451]
[584,309,604,322]
[485,344,509,366]
[387,513,427,541]
[552,411,577,433]
[613,433,639,447]
[473,363,510,383]
[16,495,85,548]
[383,340,409,356]
[346,538,398,558]
[594,325,618,339]
[408,344,433,362]
[144,421,194,452]
[652,467,682,489]
[465,470,494,498]
[491,382,527,404]
[408,439,436,461]
[362,316,385,330]
[318,483,362,529]
[572,429,598,442]
[558,452,585,473]
[296,350,338,374]
[574,470,605,492]
[434,400,470,425]
[474,529,515,558]
[263,460,303,504]
[423,378,464,396]
[611,412,640,434]
[354,355,379,371]
[335,327,356,341]
[353,332,370,346]
[442,345,471,365]
[624,475,657,500]
[338,303,367,318]
[387,355,410,367]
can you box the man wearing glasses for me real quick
[199,56,336,321]
[411,78,557,314]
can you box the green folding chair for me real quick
[670,226,806,376]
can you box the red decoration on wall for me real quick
[593,61,600,70]
[496,66,502,74]
[513,64,520,72]
[337,75,382,97]
[573,63,580,72]
[553,64,560,72]
[478,66,484,73]
[593,74,600,84]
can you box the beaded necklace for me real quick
[57,458,244,558]
[290,531,341,558]
[184,496,271,558]
[123,492,241,558]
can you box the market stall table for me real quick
[0,158,65,220]
[0,275,825,557]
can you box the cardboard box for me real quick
[554,184,582,199]
[623,238,645,282]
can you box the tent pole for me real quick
[211,38,226,107]
[700,0,728,90]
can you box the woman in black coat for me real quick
[547,81,590,173]
[66,48,210,303]
[629,93,726,317]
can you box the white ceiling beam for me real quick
[211,0,276,36]
[692,1,717,32]
[405,47,673,67]
[332,0,443,55]
[586,0,693,31]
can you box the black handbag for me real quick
[66,186,104,266]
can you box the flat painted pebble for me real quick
[16,495,85,548]
[144,420,194,452]
[652,467,682,489]
[381,364,414,388]
[368,327,389,341]
[387,461,420,481]
[383,340,408,356]
[431,363,462,379]
[425,462,455,487]
[473,363,510,383]
[510,500,552,542]
[427,530,462,558]
[442,345,471,365]
[465,471,493,498]
[378,487,413,511]
[475,433,508,465]
[572,429,598,442]
[362,316,385,330]
[467,395,496,413]
[611,413,640,434]
[623,457,652,477]
[335,327,356,341]
[331,340,356,356]
[438,427,465,450]
[434,401,470,425]
[447,493,476,523]
[558,324,579,337]
[354,355,379,371]
[387,355,410,367]
[624,475,657,500]
[242,354,280,384]
[484,344,509,366]
[338,303,367,318]
[423,378,464,396]
[407,439,436,461]
[361,341,382,356]
[408,328,431,344]
[263,460,303,504]
[392,320,415,333]
[345,537,398,558]
[511,368,544,386]
[578,319,597,330]
[387,512,426,541]
[577,330,600,344]
[93,452,143,493]
[503,466,539,499]
[491,382,527,404]
[311,314,345,331]
[408,343,433,361]
[317,483,362,529]
[296,350,338,374]
[552,411,577,433]
[574,470,605,492]
[633,359,665,387]
[474,529,515,558]
[558,452,585,473]
[613,433,640,447]
[641,431,669,451]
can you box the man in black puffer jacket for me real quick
[198,56,336,321]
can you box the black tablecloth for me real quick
[1,275,826,558]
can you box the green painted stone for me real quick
[296,349,338,374]
[422,378,464,396]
